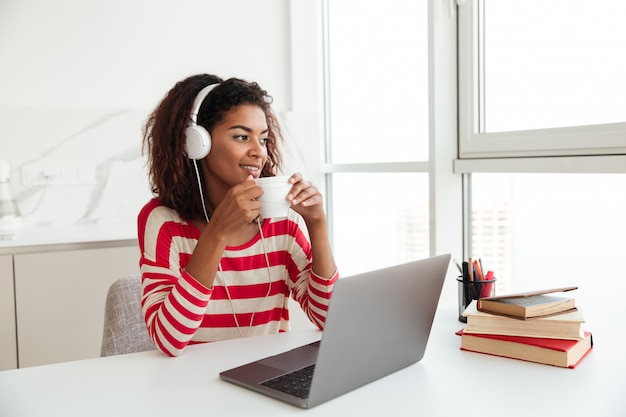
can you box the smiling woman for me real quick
[0,1,330,370]
[138,73,339,357]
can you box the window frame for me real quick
[457,0,626,161]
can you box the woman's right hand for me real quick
[208,175,263,237]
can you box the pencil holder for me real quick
[457,276,496,323]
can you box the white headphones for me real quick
[185,83,220,160]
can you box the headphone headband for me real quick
[189,83,219,125]
[185,83,220,160]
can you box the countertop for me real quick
[0,222,137,254]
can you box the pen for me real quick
[483,270,495,297]
[461,261,470,306]
[473,259,484,281]
[478,258,485,279]
[472,259,482,298]
[462,261,477,303]
[462,261,469,282]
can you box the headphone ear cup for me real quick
[185,125,211,160]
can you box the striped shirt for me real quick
[137,198,338,357]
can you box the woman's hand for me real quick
[286,172,326,225]
[209,175,263,235]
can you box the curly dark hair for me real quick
[142,74,284,221]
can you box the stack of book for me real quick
[458,287,593,368]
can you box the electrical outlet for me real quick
[22,165,96,185]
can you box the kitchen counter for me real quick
[0,222,137,254]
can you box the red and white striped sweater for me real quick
[137,198,338,357]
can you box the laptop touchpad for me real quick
[257,342,320,372]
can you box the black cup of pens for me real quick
[457,276,496,322]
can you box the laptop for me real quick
[219,253,451,408]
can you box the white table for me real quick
[1,307,624,417]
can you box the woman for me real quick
[138,74,338,356]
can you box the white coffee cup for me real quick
[254,176,292,219]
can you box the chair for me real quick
[100,275,155,357]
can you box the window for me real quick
[482,2,625,132]
[457,0,626,293]
[327,1,428,163]
[470,173,626,299]
[331,173,429,274]
[323,0,431,275]
[458,0,626,158]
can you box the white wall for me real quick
[0,0,293,109]
[0,0,323,231]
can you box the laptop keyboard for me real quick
[260,364,316,399]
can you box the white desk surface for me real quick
[1,306,624,417]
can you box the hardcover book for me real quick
[477,286,577,319]
[463,300,585,340]
[456,329,593,368]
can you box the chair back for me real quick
[101,275,155,356]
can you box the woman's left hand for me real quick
[286,172,326,225]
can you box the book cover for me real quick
[463,300,585,340]
[476,286,577,319]
[456,329,593,368]
[477,294,576,319]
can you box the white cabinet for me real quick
[2,244,139,368]
[13,245,139,368]
[0,254,17,371]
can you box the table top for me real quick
[1,307,624,417]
